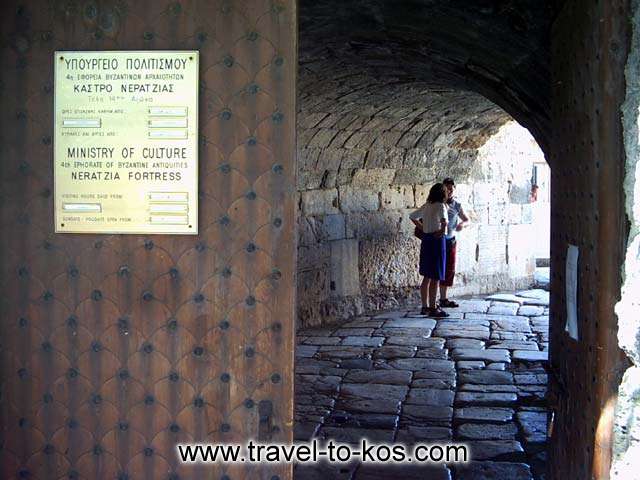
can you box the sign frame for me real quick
[53,50,199,235]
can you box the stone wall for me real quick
[297,113,546,328]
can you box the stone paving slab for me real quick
[433,329,490,340]
[522,298,549,306]
[513,350,549,362]
[405,388,455,407]
[455,299,491,313]
[455,461,533,480]
[355,464,452,480]
[467,440,526,461]
[295,462,356,480]
[375,327,435,337]
[332,328,376,337]
[491,330,533,342]
[373,310,410,319]
[453,348,511,363]
[457,422,518,440]
[334,398,401,414]
[465,313,522,322]
[489,341,539,350]
[514,373,548,385]
[447,338,486,349]
[486,293,525,304]
[340,358,374,370]
[490,318,532,333]
[486,362,507,370]
[458,361,485,370]
[396,426,452,442]
[454,407,514,424]
[401,404,453,425]
[415,347,450,359]
[297,345,320,357]
[340,383,408,401]
[343,319,385,328]
[385,336,441,347]
[303,336,343,346]
[488,303,520,315]
[461,384,519,393]
[438,318,491,327]
[388,358,455,372]
[342,336,385,347]
[516,289,549,300]
[384,318,437,329]
[458,370,514,385]
[372,346,416,359]
[518,305,545,316]
[344,369,412,385]
[320,426,395,443]
[296,364,344,376]
[412,378,457,389]
[456,391,518,406]
[517,410,548,445]
[325,411,398,429]
[318,346,373,359]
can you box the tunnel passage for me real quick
[296,67,548,328]
[296,0,556,329]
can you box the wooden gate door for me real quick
[0,1,296,479]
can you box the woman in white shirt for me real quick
[410,183,449,317]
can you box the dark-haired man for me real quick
[439,178,469,308]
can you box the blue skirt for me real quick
[419,233,446,280]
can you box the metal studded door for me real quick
[549,1,629,478]
[0,2,296,479]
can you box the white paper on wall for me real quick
[565,244,579,340]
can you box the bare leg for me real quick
[420,277,429,306]
[428,279,439,309]
[439,284,448,302]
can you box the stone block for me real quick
[345,211,405,239]
[393,168,435,186]
[365,147,405,169]
[505,203,523,224]
[308,128,340,148]
[317,148,343,170]
[457,422,518,440]
[339,187,379,212]
[298,168,328,190]
[414,183,430,206]
[455,461,533,480]
[454,407,514,424]
[301,189,339,216]
[341,148,367,168]
[330,239,361,296]
[351,168,395,189]
[380,185,415,210]
[298,244,330,271]
[521,203,533,223]
[403,148,430,167]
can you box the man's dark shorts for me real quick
[442,238,457,287]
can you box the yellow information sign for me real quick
[54,51,199,234]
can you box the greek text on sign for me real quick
[54,51,199,234]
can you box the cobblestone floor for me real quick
[294,290,549,480]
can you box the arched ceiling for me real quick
[298,68,512,189]
[299,0,560,151]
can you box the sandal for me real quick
[420,305,430,315]
[439,298,459,308]
[428,307,450,318]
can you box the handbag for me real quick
[413,225,423,239]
